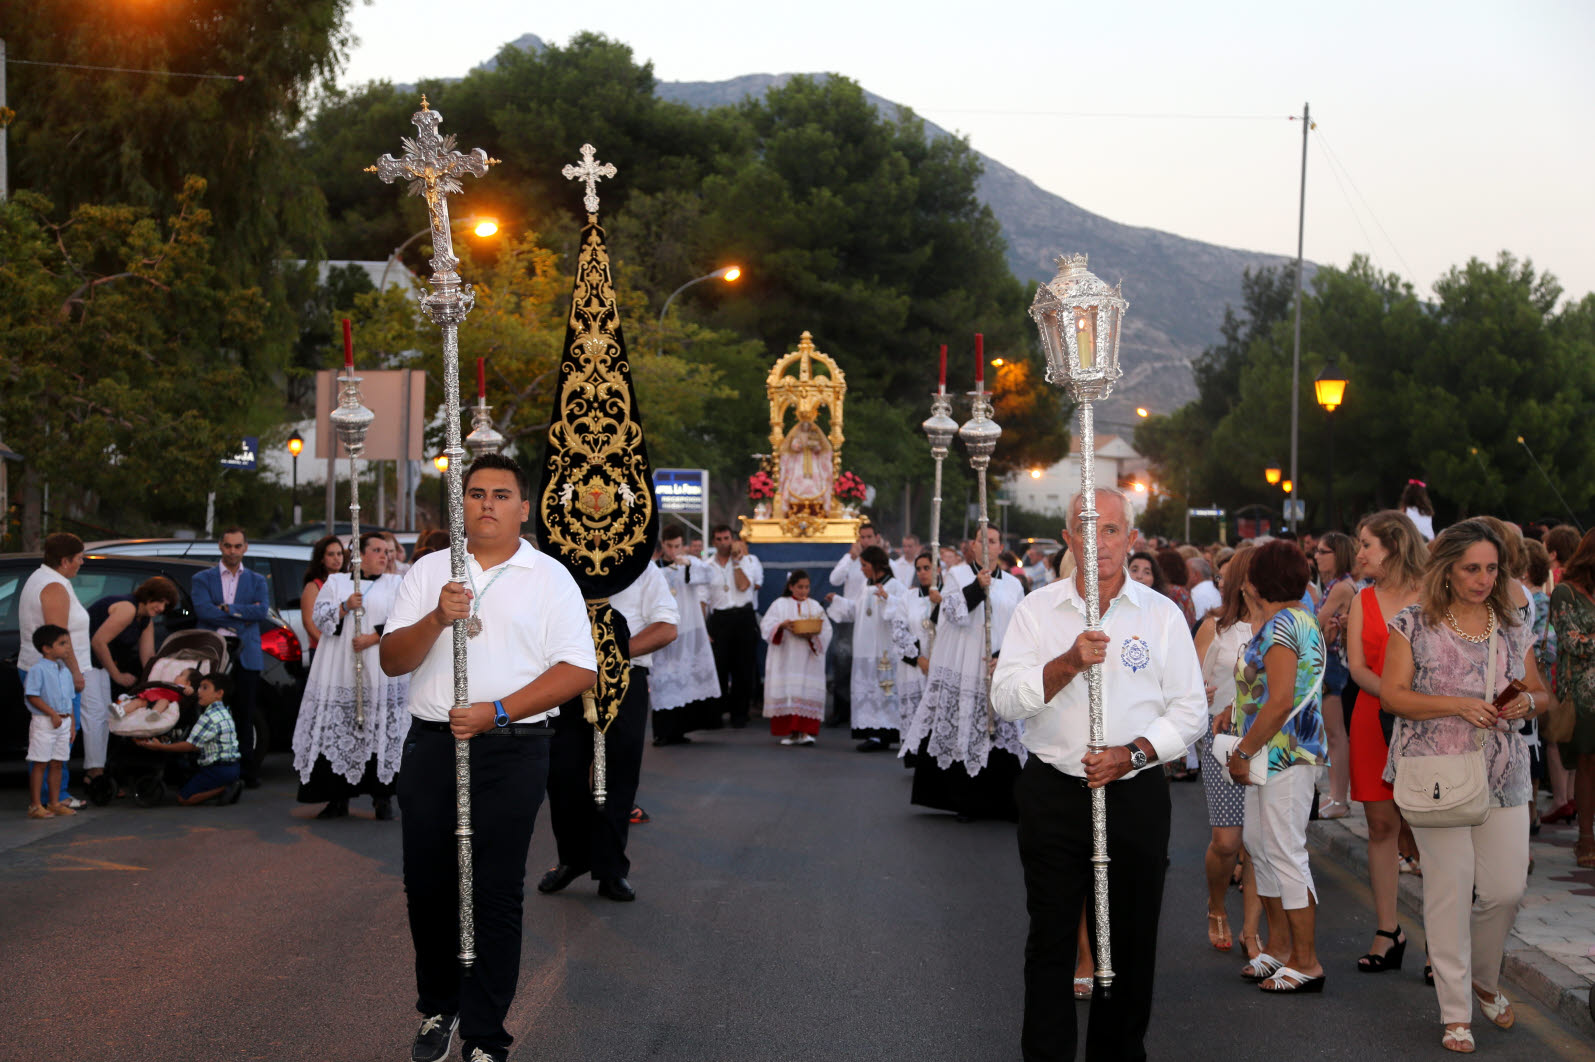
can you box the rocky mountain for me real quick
[468,40,1307,423]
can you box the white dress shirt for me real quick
[706,553,763,611]
[217,561,241,637]
[890,555,914,587]
[829,553,866,600]
[1190,579,1223,622]
[991,573,1208,779]
[608,563,679,670]
[385,540,597,722]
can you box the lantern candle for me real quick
[938,344,947,389]
[1076,311,1096,369]
[975,332,984,384]
[342,318,354,370]
[477,357,486,399]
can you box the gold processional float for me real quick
[738,331,864,545]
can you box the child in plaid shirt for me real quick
[136,673,243,805]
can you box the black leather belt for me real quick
[712,603,754,613]
[413,718,553,737]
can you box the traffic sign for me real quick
[1188,507,1225,518]
[1283,499,1306,522]
[220,436,259,470]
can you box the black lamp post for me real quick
[287,431,304,525]
[1313,363,1348,530]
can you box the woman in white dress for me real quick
[18,533,91,809]
[761,569,833,745]
[292,532,409,819]
[649,528,722,745]
[825,546,917,752]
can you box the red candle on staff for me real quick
[974,332,984,385]
[938,344,947,389]
[342,318,353,370]
[477,357,486,400]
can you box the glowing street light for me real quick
[1314,362,1348,529]
[1029,468,1043,480]
[657,265,743,355]
[1265,466,1282,486]
[380,215,502,290]
[1282,479,1294,494]
[287,431,304,525]
[1136,407,1149,418]
[472,219,499,238]
[434,453,450,474]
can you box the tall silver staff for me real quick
[330,318,375,729]
[368,96,497,969]
[958,334,1001,736]
[921,344,958,658]
[1029,253,1129,993]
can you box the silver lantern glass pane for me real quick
[1027,253,1128,401]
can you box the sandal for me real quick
[1259,966,1325,993]
[1241,952,1283,982]
[1207,910,1233,952]
[1242,933,1263,960]
[1577,836,1595,870]
[1442,1025,1475,1053]
[1472,984,1514,1029]
[1357,926,1406,973]
[1398,854,1423,876]
[1319,799,1351,820]
[1542,800,1577,825]
[1073,976,1093,1001]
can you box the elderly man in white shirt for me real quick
[381,454,597,1062]
[1188,556,1222,623]
[992,487,1206,1062]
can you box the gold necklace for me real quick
[1444,602,1495,644]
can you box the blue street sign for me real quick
[1188,507,1226,518]
[220,436,259,470]
[653,468,707,514]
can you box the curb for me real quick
[1307,817,1595,1036]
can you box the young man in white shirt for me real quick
[380,454,597,1062]
[705,524,763,727]
[992,487,1207,1062]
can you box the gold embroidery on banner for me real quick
[538,219,654,577]
[582,600,630,733]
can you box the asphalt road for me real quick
[1,734,1590,1062]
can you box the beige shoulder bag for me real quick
[1392,626,1493,828]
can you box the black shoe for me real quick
[597,876,636,902]
[243,777,263,790]
[315,798,349,820]
[855,737,889,753]
[215,780,244,806]
[374,796,395,820]
[729,717,748,729]
[411,1013,458,1062]
[629,805,650,825]
[1357,926,1406,973]
[537,863,586,894]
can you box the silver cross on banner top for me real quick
[365,95,499,294]
[562,143,617,215]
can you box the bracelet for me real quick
[1525,691,1536,715]
[1234,746,1254,761]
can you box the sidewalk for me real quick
[1308,793,1595,1035]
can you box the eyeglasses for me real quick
[1315,548,1334,555]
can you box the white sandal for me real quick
[1442,1025,1475,1053]
[1473,985,1514,1028]
[1241,952,1283,982]
[1319,799,1350,820]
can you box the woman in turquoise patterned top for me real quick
[1224,540,1327,995]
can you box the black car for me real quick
[0,554,308,768]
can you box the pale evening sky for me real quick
[340,0,1595,303]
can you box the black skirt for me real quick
[909,740,1020,821]
[295,754,395,803]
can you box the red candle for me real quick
[342,318,353,369]
[477,357,486,399]
[938,344,947,389]
[975,332,984,385]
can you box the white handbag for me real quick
[1214,657,1324,786]
[1391,628,1493,829]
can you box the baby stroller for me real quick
[93,630,230,807]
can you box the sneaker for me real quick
[411,1013,458,1062]
[779,735,798,746]
[629,805,650,825]
[46,802,77,817]
[797,733,817,746]
[27,805,54,819]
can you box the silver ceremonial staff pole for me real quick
[921,344,958,657]
[1029,253,1130,994]
[330,318,375,729]
[368,96,497,970]
[958,334,1001,737]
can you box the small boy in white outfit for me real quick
[25,624,78,819]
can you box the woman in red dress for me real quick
[1346,510,1427,974]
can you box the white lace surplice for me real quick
[649,559,721,711]
[897,589,934,730]
[899,564,1026,774]
[291,572,410,785]
[826,577,918,732]
[761,595,832,720]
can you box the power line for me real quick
[916,107,1291,121]
[6,57,244,82]
[1311,133,1385,278]
[1315,128,1418,285]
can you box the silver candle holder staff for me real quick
[464,360,507,459]
[329,320,376,729]
[1029,252,1129,994]
[920,344,959,659]
[958,335,1001,737]
[368,96,497,970]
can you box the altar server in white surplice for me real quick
[899,526,1026,819]
[761,569,833,746]
[897,550,939,734]
[825,545,918,752]
[648,525,721,745]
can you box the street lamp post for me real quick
[1030,252,1129,996]
[1313,363,1347,531]
[378,216,499,291]
[656,266,741,356]
[287,431,304,525]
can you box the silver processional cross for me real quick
[366,94,497,970]
[562,143,616,214]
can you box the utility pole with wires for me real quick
[1288,101,1311,533]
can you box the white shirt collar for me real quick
[469,537,541,572]
[1053,569,1146,613]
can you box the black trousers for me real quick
[707,606,759,724]
[230,665,260,780]
[547,666,649,879]
[1015,758,1170,1062]
[398,721,550,1055]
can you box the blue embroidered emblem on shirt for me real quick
[1120,635,1150,673]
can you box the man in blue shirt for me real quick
[191,526,271,787]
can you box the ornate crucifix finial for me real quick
[562,143,617,215]
[365,99,499,296]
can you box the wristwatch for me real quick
[1125,745,1148,771]
[493,700,509,728]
